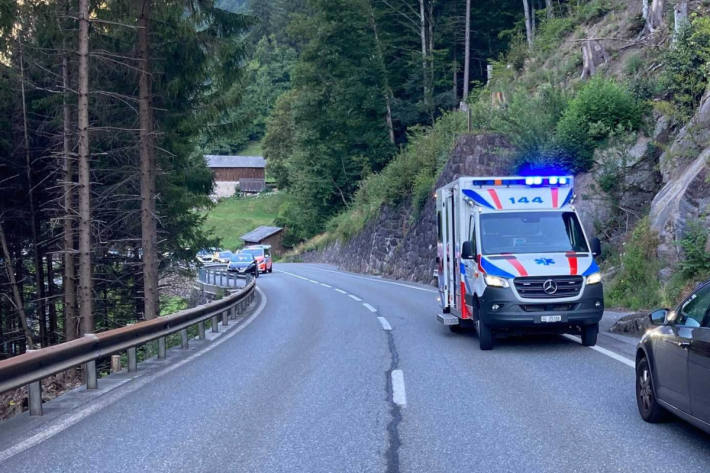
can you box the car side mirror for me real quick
[649,308,669,326]
[461,241,475,260]
[590,237,602,257]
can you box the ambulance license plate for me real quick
[541,315,562,323]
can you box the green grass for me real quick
[203,192,284,250]
[238,140,263,156]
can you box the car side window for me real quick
[678,285,710,328]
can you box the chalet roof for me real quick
[241,226,283,243]
[205,155,265,168]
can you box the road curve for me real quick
[2,263,709,473]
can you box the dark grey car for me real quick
[635,279,710,433]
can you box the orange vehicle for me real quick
[239,245,273,273]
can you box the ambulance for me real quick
[435,176,604,350]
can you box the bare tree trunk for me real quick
[138,0,159,320]
[77,0,93,334]
[61,42,77,342]
[644,0,664,34]
[580,39,609,79]
[0,223,35,349]
[428,0,434,111]
[46,254,58,344]
[462,0,471,101]
[418,0,430,116]
[368,1,395,144]
[546,0,554,18]
[18,40,47,346]
[674,1,689,42]
[522,0,533,47]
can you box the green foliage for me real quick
[160,297,188,316]
[272,0,396,243]
[326,111,466,242]
[556,77,644,172]
[661,16,710,120]
[679,221,710,279]
[203,192,285,250]
[534,16,575,56]
[483,85,569,167]
[573,0,613,23]
[263,90,297,188]
[606,218,662,310]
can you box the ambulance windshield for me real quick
[479,211,589,255]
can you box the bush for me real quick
[606,218,662,310]
[487,85,569,167]
[679,220,710,279]
[661,16,710,120]
[556,77,645,172]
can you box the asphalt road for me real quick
[2,263,710,473]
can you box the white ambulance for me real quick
[435,176,604,350]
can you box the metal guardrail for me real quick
[0,275,256,416]
[197,266,251,289]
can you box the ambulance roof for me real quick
[444,175,575,212]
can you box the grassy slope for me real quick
[203,192,284,250]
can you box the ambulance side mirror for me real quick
[590,238,602,258]
[461,241,475,260]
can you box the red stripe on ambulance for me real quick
[487,189,503,210]
[503,254,528,276]
[565,251,578,275]
[551,187,559,208]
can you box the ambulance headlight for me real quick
[586,272,602,285]
[484,274,510,288]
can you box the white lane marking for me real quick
[309,279,319,284]
[562,334,635,369]
[298,267,437,293]
[320,283,332,288]
[348,294,362,302]
[363,303,377,313]
[334,289,347,294]
[0,288,269,464]
[391,370,407,407]
[377,317,392,331]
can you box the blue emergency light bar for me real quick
[472,176,572,187]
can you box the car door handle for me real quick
[678,340,691,349]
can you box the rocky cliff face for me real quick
[650,95,710,273]
[302,134,514,284]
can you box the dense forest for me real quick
[0,0,249,356]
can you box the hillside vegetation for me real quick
[294,0,710,310]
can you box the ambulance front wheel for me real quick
[581,323,599,347]
[477,320,494,350]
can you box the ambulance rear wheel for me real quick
[477,320,494,350]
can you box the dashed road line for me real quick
[348,294,363,302]
[298,266,437,293]
[309,279,319,284]
[334,288,347,294]
[391,370,407,407]
[378,317,392,331]
[562,334,635,369]
[363,303,377,313]
[320,283,332,288]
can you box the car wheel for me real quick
[636,357,667,423]
[477,320,494,350]
[268,266,272,273]
[581,323,598,346]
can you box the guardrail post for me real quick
[181,328,189,349]
[158,337,166,360]
[28,380,42,416]
[211,315,219,333]
[198,321,206,340]
[86,360,97,389]
[222,310,229,326]
[128,347,137,372]
[220,272,224,286]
